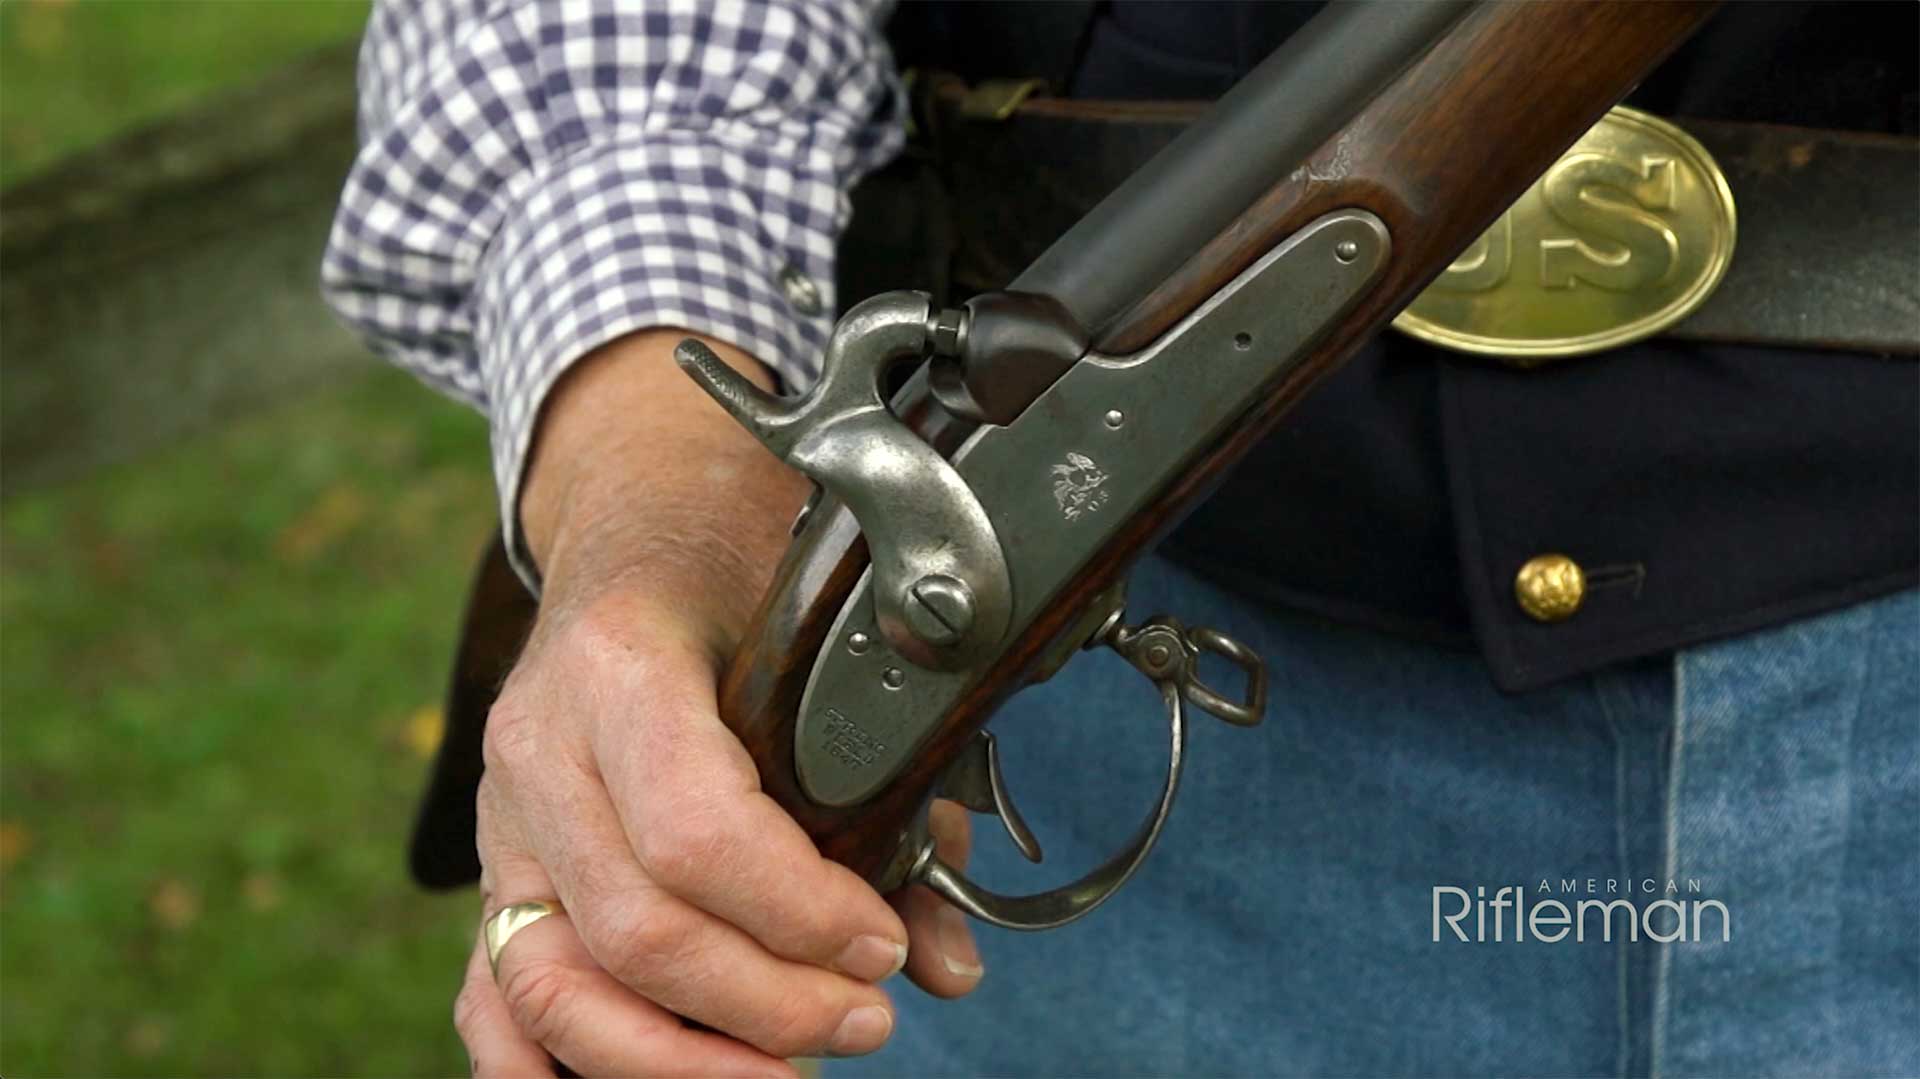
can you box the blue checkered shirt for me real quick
[321,0,902,587]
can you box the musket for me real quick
[670,0,1720,927]
[434,1,1720,922]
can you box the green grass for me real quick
[0,0,371,185]
[0,4,515,1071]
[1,367,496,1076]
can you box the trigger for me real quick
[937,730,1043,863]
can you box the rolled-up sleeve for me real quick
[321,0,902,587]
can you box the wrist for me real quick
[519,329,809,660]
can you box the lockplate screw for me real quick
[903,574,975,647]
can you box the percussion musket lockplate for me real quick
[676,294,1014,671]
[785,210,1390,809]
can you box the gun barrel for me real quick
[1011,0,1475,339]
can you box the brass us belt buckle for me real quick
[1393,106,1737,365]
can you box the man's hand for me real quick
[452,331,984,1077]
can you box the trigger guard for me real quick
[911,679,1188,931]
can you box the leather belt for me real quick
[918,81,1920,357]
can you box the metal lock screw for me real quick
[930,307,968,357]
[903,574,976,647]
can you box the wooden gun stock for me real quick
[716,1,1718,884]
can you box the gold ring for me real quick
[484,900,561,979]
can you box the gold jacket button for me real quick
[1515,554,1586,623]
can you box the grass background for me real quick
[2,372,493,1076]
[0,0,372,186]
[2,2,496,1073]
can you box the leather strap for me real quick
[412,535,534,888]
[922,85,1920,355]
[1676,123,1919,354]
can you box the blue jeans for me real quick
[836,557,1919,1077]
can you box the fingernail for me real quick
[827,1004,893,1057]
[936,904,984,979]
[834,934,908,981]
